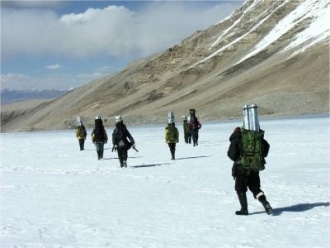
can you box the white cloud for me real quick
[1,73,37,89]
[0,72,99,90]
[1,2,241,90]
[44,64,61,70]
[1,2,239,59]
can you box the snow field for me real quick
[1,115,329,247]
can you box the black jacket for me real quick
[227,128,243,162]
[112,122,135,149]
[91,127,108,143]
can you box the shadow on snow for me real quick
[130,163,171,168]
[271,202,330,216]
[103,156,142,160]
[129,156,210,168]
[250,202,330,216]
[175,155,210,160]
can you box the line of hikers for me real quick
[165,110,202,160]
[75,110,203,163]
[182,115,202,146]
[76,115,136,167]
[75,105,273,216]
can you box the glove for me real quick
[132,144,136,149]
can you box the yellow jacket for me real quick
[76,125,87,139]
[165,124,179,143]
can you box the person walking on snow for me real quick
[165,112,179,160]
[182,115,190,144]
[189,116,202,146]
[187,116,192,144]
[75,121,87,150]
[112,115,136,168]
[227,104,273,215]
[91,116,108,160]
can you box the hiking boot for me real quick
[235,209,249,215]
[236,192,248,215]
[261,200,273,215]
[258,194,273,215]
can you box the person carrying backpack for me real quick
[165,112,179,160]
[75,121,87,150]
[188,109,202,146]
[91,116,108,160]
[112,115,136,168]
[189,116,202,146]
[227,104,273,215]
[182,115,190,144]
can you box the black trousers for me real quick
[117,148,128,166]
[191,129,199,145]
[184,132,190,143]
[235,168,263,198]
[187,132,192,144]
[95,142,104,159]
[167,143,176,159]
[78,139,85,150]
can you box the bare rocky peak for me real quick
[1,0,329,132]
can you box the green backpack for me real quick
[240,128,266,171]
[167,124,178,143]
[77,126,87,138]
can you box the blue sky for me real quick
[1,1,242,90]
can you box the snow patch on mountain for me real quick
[242,0,330,62]
[284,0,330,56]
[191,0,329,68]
[211,0,260,48]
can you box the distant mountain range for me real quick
[1,89,72,105]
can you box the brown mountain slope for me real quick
[1,0,329,132]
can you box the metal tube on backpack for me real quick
[242,104,260,131]
[168,111,175,124]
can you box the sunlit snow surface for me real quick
[1,115,329,247]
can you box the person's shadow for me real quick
[250,202,330,216]
[130,162,170,168]
[175,155,210,160]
